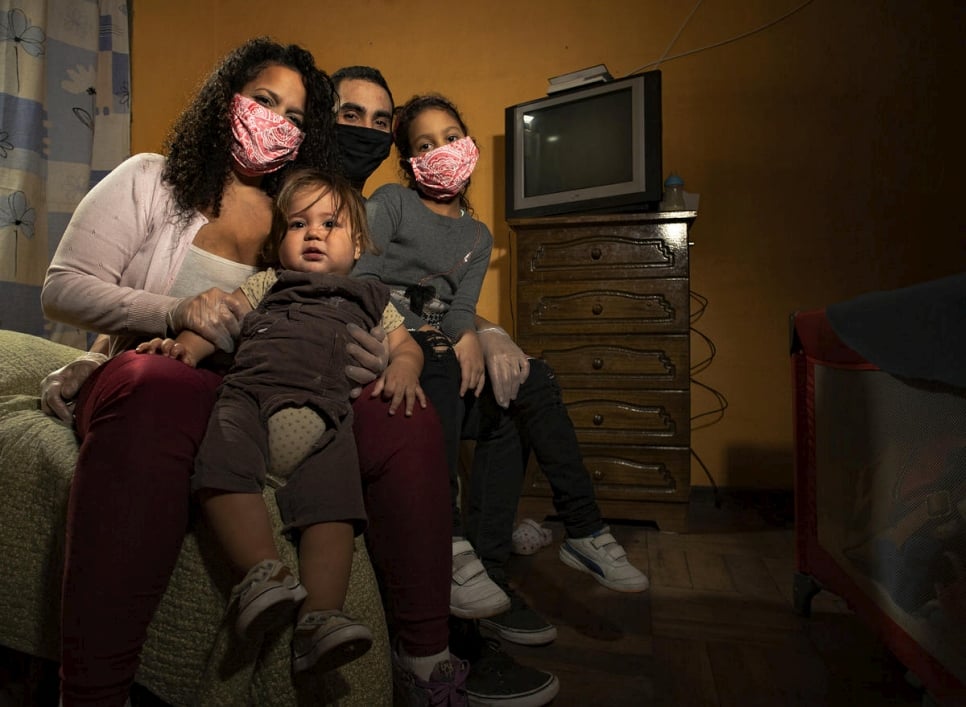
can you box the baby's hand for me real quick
[372,363,426,416]
[135,338,198,367]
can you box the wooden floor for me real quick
[504,489,928,707]
[1,490,931,706]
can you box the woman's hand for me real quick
[345,323,389,398]
[454,330,485,397]
[478,326,530,408]
[166,288,245,353]
[40,353,107,422]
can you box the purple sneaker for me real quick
[393,652,469,706]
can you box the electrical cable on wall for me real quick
[690,292,728,430]
[624,0,817,76]
[690,288,728,507]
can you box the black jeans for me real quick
[413,332,603,580]
[465,359,604,585]
[411,330,520,538]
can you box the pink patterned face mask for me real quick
[409,136,479,200]
[229,93,305,177]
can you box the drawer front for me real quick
[514,223,689,282]
[561,388,690,446]
[517,335,689,390]
[517,278,689,336]
[523,444,690,502]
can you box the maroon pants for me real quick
[60,351,451,705]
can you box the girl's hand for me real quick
[135,337,198,367]
[371,361,427,416]
[345,323,389,398]
[454,330,485,397]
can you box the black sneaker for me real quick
[479,591,557,646]
[450,618,559,707]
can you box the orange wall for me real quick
[130,0,963,489]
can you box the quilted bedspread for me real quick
[0,329,391,706]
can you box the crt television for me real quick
[504,70,662,220]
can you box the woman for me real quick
[40,38,461,706]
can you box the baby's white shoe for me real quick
[512,518,554,555]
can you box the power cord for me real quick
[624,0,817,75]
[690,288,728,507]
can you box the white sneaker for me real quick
[292,609,373,674]
[450,539,511,619]
[232,559,307,639]
[559,526,649,592]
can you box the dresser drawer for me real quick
[518,335,689,390]
[512,212,695,518]
[561,388,690,447]
[515,222,689,282]
[524,444,690,503]
[517,278,689,336]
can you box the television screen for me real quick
[523,89,634,197]
[505,71,661,220]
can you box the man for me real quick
[331,66,394,191]
[332,65,561,707]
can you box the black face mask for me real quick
[336,123,393,188]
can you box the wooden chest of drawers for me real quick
[509,211,695,531]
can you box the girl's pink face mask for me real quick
[229,93,305,177]
[409,136,479,200]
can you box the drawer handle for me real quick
[590,246,602,260]
[592,358,603,370]
[592,303,603,316]
[593,414,604,426]
[593,469,604,481]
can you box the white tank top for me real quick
[169,245,259,297]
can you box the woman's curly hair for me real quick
[162,37,339,219]
[392,93,475,212]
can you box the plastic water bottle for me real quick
[661,173,686,211]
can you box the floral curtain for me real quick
[0,0,130,346]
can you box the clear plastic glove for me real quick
[166,288,244,353]
[345,323,389,399]
[478,326,530,408]
[40,352,108,423]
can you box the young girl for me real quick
[138,169,426,675]
[352,94,510,620]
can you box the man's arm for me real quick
[345,323,389,397]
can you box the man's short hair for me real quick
[331,66,394,112]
